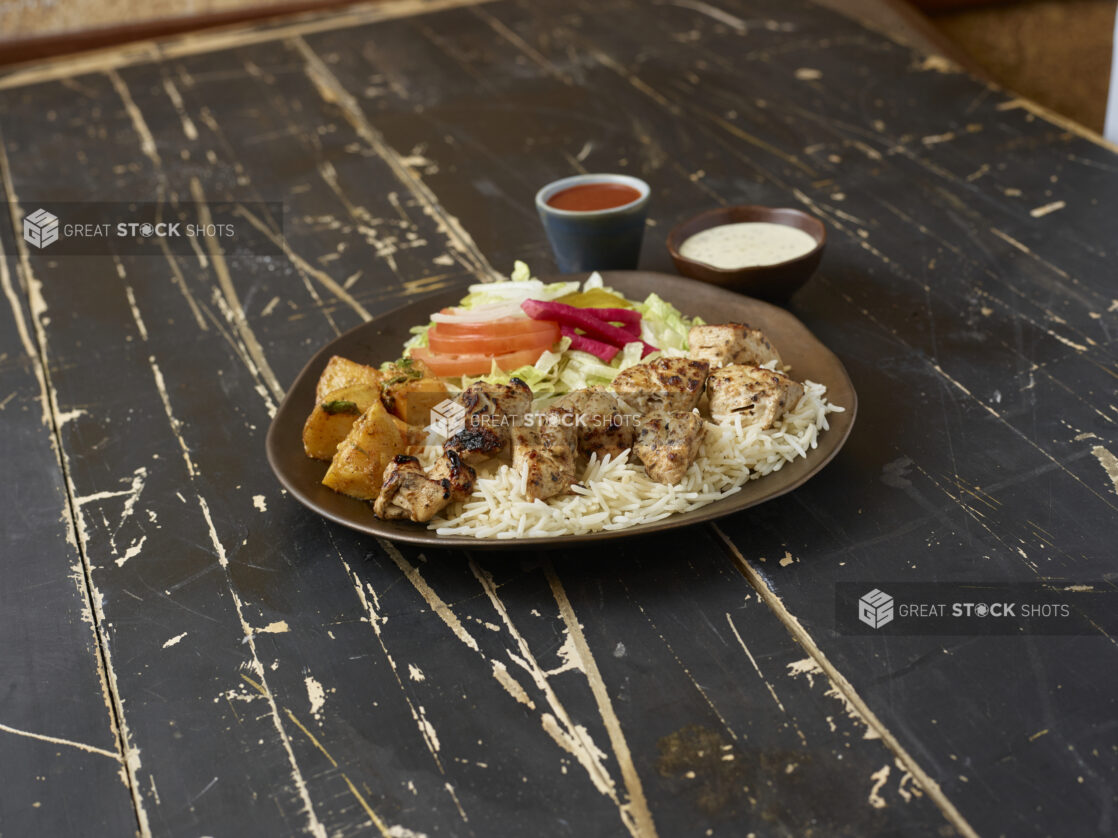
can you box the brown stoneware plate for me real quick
[266,271,857,549]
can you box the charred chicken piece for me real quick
[373,452,476,522]
[634,411,706,485]
[427,450,476,502]
[444,378,533,464]
[442,425,506,465]
[610,358,709,416]
[553,386,634,461]
[687,323,782,369]
[512,407,578,501]
[706,364,804,429]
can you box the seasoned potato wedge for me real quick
[322,401,405,499]
[302,384,381,461]
[315,356,381,403]
[380,358,447,423]
[391,416,431,454]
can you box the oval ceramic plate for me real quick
[266,271,857,549]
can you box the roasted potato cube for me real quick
[322,401,405,499]
[382,370,448,424]
[316,356,382,403]
[302,384,381,461]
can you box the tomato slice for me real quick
[410,345,547,377]
[435,315,558,337]
[428,321,559,355]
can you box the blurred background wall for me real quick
[0,0,1115,133]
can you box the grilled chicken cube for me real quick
[706,364,804,428]
[610,358,709,416]
[427,450,477,502]
[512,408,578,501]
[443,425,506,464]
[553,386,634,461]
[373,452,476,522]
[444,378,533,464]
[688,323,782,369]
[634,411,705,485]
[484,377,533,420]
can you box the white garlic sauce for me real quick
[679,222,817,269]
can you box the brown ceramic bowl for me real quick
[666,206,826,303]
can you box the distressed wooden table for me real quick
[1,0,1116,836]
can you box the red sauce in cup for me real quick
[546,182,641,212]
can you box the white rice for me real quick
[424,380,844,539]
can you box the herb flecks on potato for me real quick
[316,355,382,403]
[303,380,381,461]
[380,357,447,424]
[322,400,405,499]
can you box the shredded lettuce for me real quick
[474,336,572,401]
[404,322,431,349]
[635,292,702,355]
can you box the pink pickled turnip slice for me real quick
[522,299,657,357]
[582,307,641,330]
[559,325,619,362]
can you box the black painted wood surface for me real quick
[1,0,1115,836]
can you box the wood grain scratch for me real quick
[382,544,480,652]
[725,612,807,747]
[713,523,982,838]
[278,704,396,838]
[470,5,574,84]
[546,565,659,838]
[157,238,209,331]
[107,70,161,167]
[200,510,328,838]
[190,178,283,409]
[1090,446,1118,496]
[120,274,326,834]
[332,553,454,789]
[235,203,374,322]
[0,721,121,761]
[160,76,198,141]
[0,133,143,834]
[469,560,624,809]
[292,36,498,282]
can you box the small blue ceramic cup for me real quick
[535,173,650,273]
